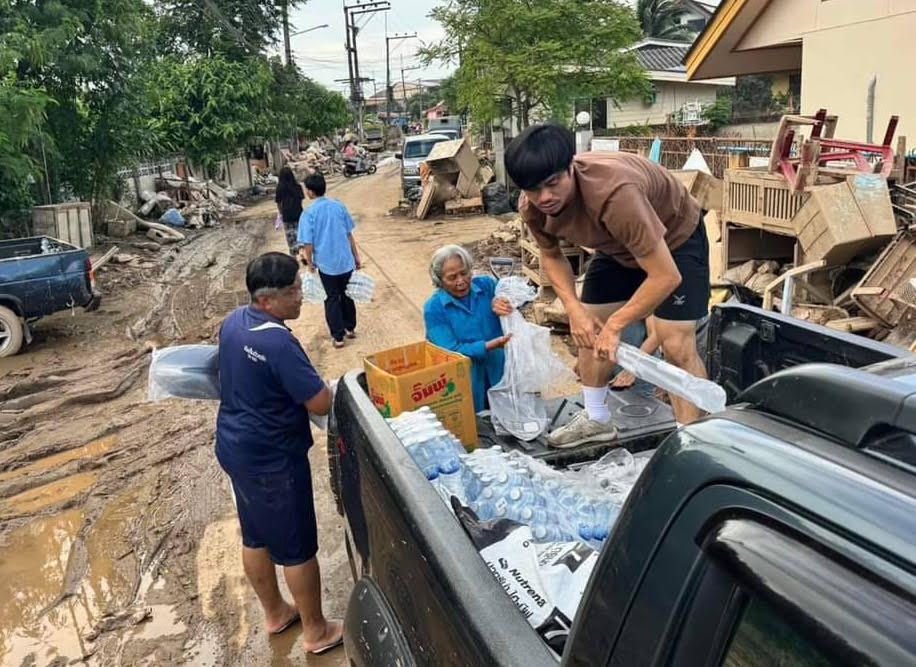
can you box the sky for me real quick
[278,0,721,96]
[278,0,452,96]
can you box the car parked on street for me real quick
[0,236,98,357]
[396,133,452,196]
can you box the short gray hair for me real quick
[429,245,473,288]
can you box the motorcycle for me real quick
[342,155,377,178]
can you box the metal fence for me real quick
[599,137,782,179]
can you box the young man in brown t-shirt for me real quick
[506,124,710,447]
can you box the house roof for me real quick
[684,0,719,17]
[625,39,735,85]
[634,41,691,72]
[685,0,803,80]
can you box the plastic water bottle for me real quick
[589,503,620,542]
[574,500,598,542]
[506,485,545,509]
[406,442,439,480]
[460,465,483,501]
[301,272,327,303]
[471,487,498,520]
[345,271,375,303]
[438,466,467,504]
[531,523,569,543]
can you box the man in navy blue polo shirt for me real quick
[216,252,343,655]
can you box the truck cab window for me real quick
[722,595,830,667]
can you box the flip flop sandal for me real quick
[269,612,300,635]
[309,635,344,655]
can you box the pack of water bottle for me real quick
[345,270,376,303]
[301,271,327,303]
[458,447,621,549]
[387,407,469,505]
[389,407,635,549]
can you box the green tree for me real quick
[149,56,273,174]
[2,0,159,221]
[636,0,691,40]
[733,74,777,119]
[268,59,351,140]
[702,95,733,130]
[156,0,283,58]
[421,0,649,130]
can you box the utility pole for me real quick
[344,1,390,138]
[400,56,421,124]
[386,32,416,127]
[282,0,292,66]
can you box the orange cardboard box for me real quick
[364,341,478,449]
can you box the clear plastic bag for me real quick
[488,278,576,439]
[148,345,220,401]
[301,270,327,303]
[345,270,375,303]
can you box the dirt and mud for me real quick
[0,165,499,666]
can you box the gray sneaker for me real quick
[547,410,617,449]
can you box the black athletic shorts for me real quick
[581,213,710,322]
[227,456,319,566]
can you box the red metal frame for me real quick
[772,110,899,191]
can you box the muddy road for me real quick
[0,166,498,665]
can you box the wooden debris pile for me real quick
[415,138,495,220]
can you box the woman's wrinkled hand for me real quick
[492,297,513,317]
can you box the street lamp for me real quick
[291,23,329,37]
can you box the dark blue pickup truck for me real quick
[0,236,97,357]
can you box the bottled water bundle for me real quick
[459,447,621,549]
[301,271,327,303]
[345,270,376,303]
[387,407,469,505]
[388,408,646,549]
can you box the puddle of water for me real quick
[0,471,98,520]
[0,509,90,664]
[0,486,154,664]
[0,436,117,484]
[84,488,144,613]
[131,604,186,641]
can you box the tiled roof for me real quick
[634,43,691,72]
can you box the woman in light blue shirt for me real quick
[423,245,513,413]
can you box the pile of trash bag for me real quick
[482,183,512,215]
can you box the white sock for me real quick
[583,386,611,424]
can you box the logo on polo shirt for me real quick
[244,345,267,363]
[673,294,686,306]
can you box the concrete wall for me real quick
[802,11,916,141]
[607,82,720,129]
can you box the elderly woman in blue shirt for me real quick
[423,245,513,413]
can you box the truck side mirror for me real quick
[395,152,403,160]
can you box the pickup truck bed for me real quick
[331,304,916,665]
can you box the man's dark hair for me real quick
[505,123,576,190]
[246,252,299,299]
[305,172,327,197]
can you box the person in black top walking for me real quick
[275,167,305,255]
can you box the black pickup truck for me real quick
[328,304,916,666]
